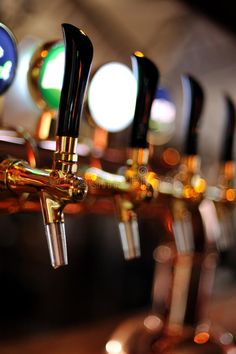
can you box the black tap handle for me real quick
[181,74,204,155]
[57,23,93,138]
[130,52,159,148]
[220,95,236,162]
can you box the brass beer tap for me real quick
[0,23,93,268]
[114,52,159,260]
[85,51,159,259]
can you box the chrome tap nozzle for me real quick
[45,222,67,268]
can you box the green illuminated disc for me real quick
[38,42,65,109]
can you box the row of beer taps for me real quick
[0,22,235,271]
[1,19,236,352]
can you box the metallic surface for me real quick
[53,136,79,174]
[0,158,87,201]
[45,222,68,268]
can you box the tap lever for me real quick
[130,52,159,149]
[220,95,236,162]
[182,74,204,156]
[44,23,92,268]
[57,23,93,138]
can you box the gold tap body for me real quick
[0,135,87,268]
[114,147,157,259]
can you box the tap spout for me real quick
[40,191,67,268]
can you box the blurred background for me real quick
[0,0,236,352]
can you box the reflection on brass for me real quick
[0,158,86,200]
[85,167,129,196]
[85,150,157,200]
[1,159,87,202]
[53,136,79,174]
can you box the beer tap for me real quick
[85,51,159,259]
[155,76,236,352]
[207,96,236,252]
[163,75,209,336]
[114,52,159,260]
[104,76,236,354]
[142,77,206,325]
[0,23,93,268]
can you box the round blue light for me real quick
[0,23,17,95]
